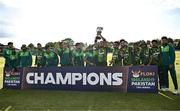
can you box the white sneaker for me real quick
[162,88,169,91]
[159,88,163,91]
[173,89,178,95]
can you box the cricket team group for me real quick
[2,35,178,94]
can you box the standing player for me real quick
[110,41,120,66]
[35,43,44,67]
[72,43,85,66]
[119,40,132,66]
[58,41,73,66]
[149,40,162,89]
[18,44,32,68]
[9,48,19,70]
[3,42,14,68]
[140,41,150,65]
[161,36,178,94]
[95,41,108,66]
[131,42,141,66]
[43,45,59,67]
[85,45,96,66]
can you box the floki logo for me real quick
[26,72,123,86]
[131,70,155,78]
[131,70,140,78]
[5,70,20,77]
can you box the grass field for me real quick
[0,52,180,111]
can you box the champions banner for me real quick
[3,66,158,93]
[21,67,129,92]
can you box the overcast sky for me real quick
[0,0,180,48]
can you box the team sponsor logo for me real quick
[130,68,156,89]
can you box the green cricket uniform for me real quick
[58,48,72,66]
[140,48,150,65]
[18,50,32,67]
[112,48,121,66]
[35,49,44,67]
[43,51,59,67]
[132,47,141,66]
[119,47,132,66]
[161,44,178,90]
[9,52,19,69]
[95,48,108,66]
[3,47,13,68]
[72,49,84,66]
[161,44,175,65]
[149,46,163,88]
[149,46,161,65]
[85,50,96,66]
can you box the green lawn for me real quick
[0,56,180,110]
[0,89,180,111]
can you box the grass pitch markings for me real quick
[4,106,12,111]
[158,92,175,100]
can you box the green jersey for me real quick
[140,48,150,65]
[85,50,96,66]
[132,47,141,66]
[119,47,132,66]
[18,50,32,67]
[160,44,175,65]
[72,49,84,66]
[35,49,44,67]
[95,48,107,66]
[149,47,161,65]
[43,51,59,67]
[3,48,13,67]
[58,48,72,66]
[112,48,121,66]
[9,52,19,69]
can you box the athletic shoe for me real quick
[173,89,178,95]
[162,88,169,91]
[159,88,163,91]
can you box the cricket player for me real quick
[43,45,59,67]
[131,42,141,66]
[110,41,121,66]
[94,41,108,66]
[18,44,32,67]
[58,41,73,66]
[3,42,14,68]
[35,43,44,67]
[72,43,85,66]
[85,45,96,66]
[160,36,178,94]
[119,40,133,66]
[9,48,19,70]
[140,41,150,65]
[149,40,162,89]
